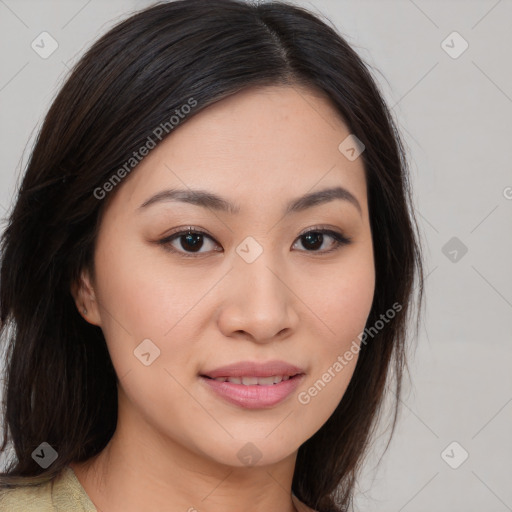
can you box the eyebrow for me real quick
[138,185,362,217]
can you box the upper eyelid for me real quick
[162,226,346,240]
[159,226,351,250]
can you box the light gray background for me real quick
[0,1,511,511]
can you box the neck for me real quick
[70,396,302,512]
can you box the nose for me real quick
[216,255,300,344]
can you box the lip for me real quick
[200,360,305,379]
[199,360,306,409]
[200,374,305,409]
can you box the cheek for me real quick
[94,230,198,337]
[329,270,375,343]
[309,246,375,345]
[310,280,372,381]
[91,232,204,382]
[90,240,203,422]
[299,250,375,404]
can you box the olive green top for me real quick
[0,465,317,511]
[0,466,96,511]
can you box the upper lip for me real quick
[201,360,305,379]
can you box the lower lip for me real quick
[200,374,305,409]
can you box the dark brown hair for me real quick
[0,1,424,511]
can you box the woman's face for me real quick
[76,85,375,468]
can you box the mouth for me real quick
[201,374,302,385]
[200,360,305,380]
[199,361,305,409]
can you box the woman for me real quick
[0,0,424,511]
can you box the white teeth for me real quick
[258,376,277,385]
[211,375,294,385]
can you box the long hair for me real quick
[0,1,424,511]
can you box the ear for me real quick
[70,268,101,326]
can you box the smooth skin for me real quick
[70,85,375,512]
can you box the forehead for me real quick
[109,85,368,218]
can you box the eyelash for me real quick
[157,225,352,258]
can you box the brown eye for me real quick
[158,226,351,258]
[158,228,220,258]
[293,229,352,254]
